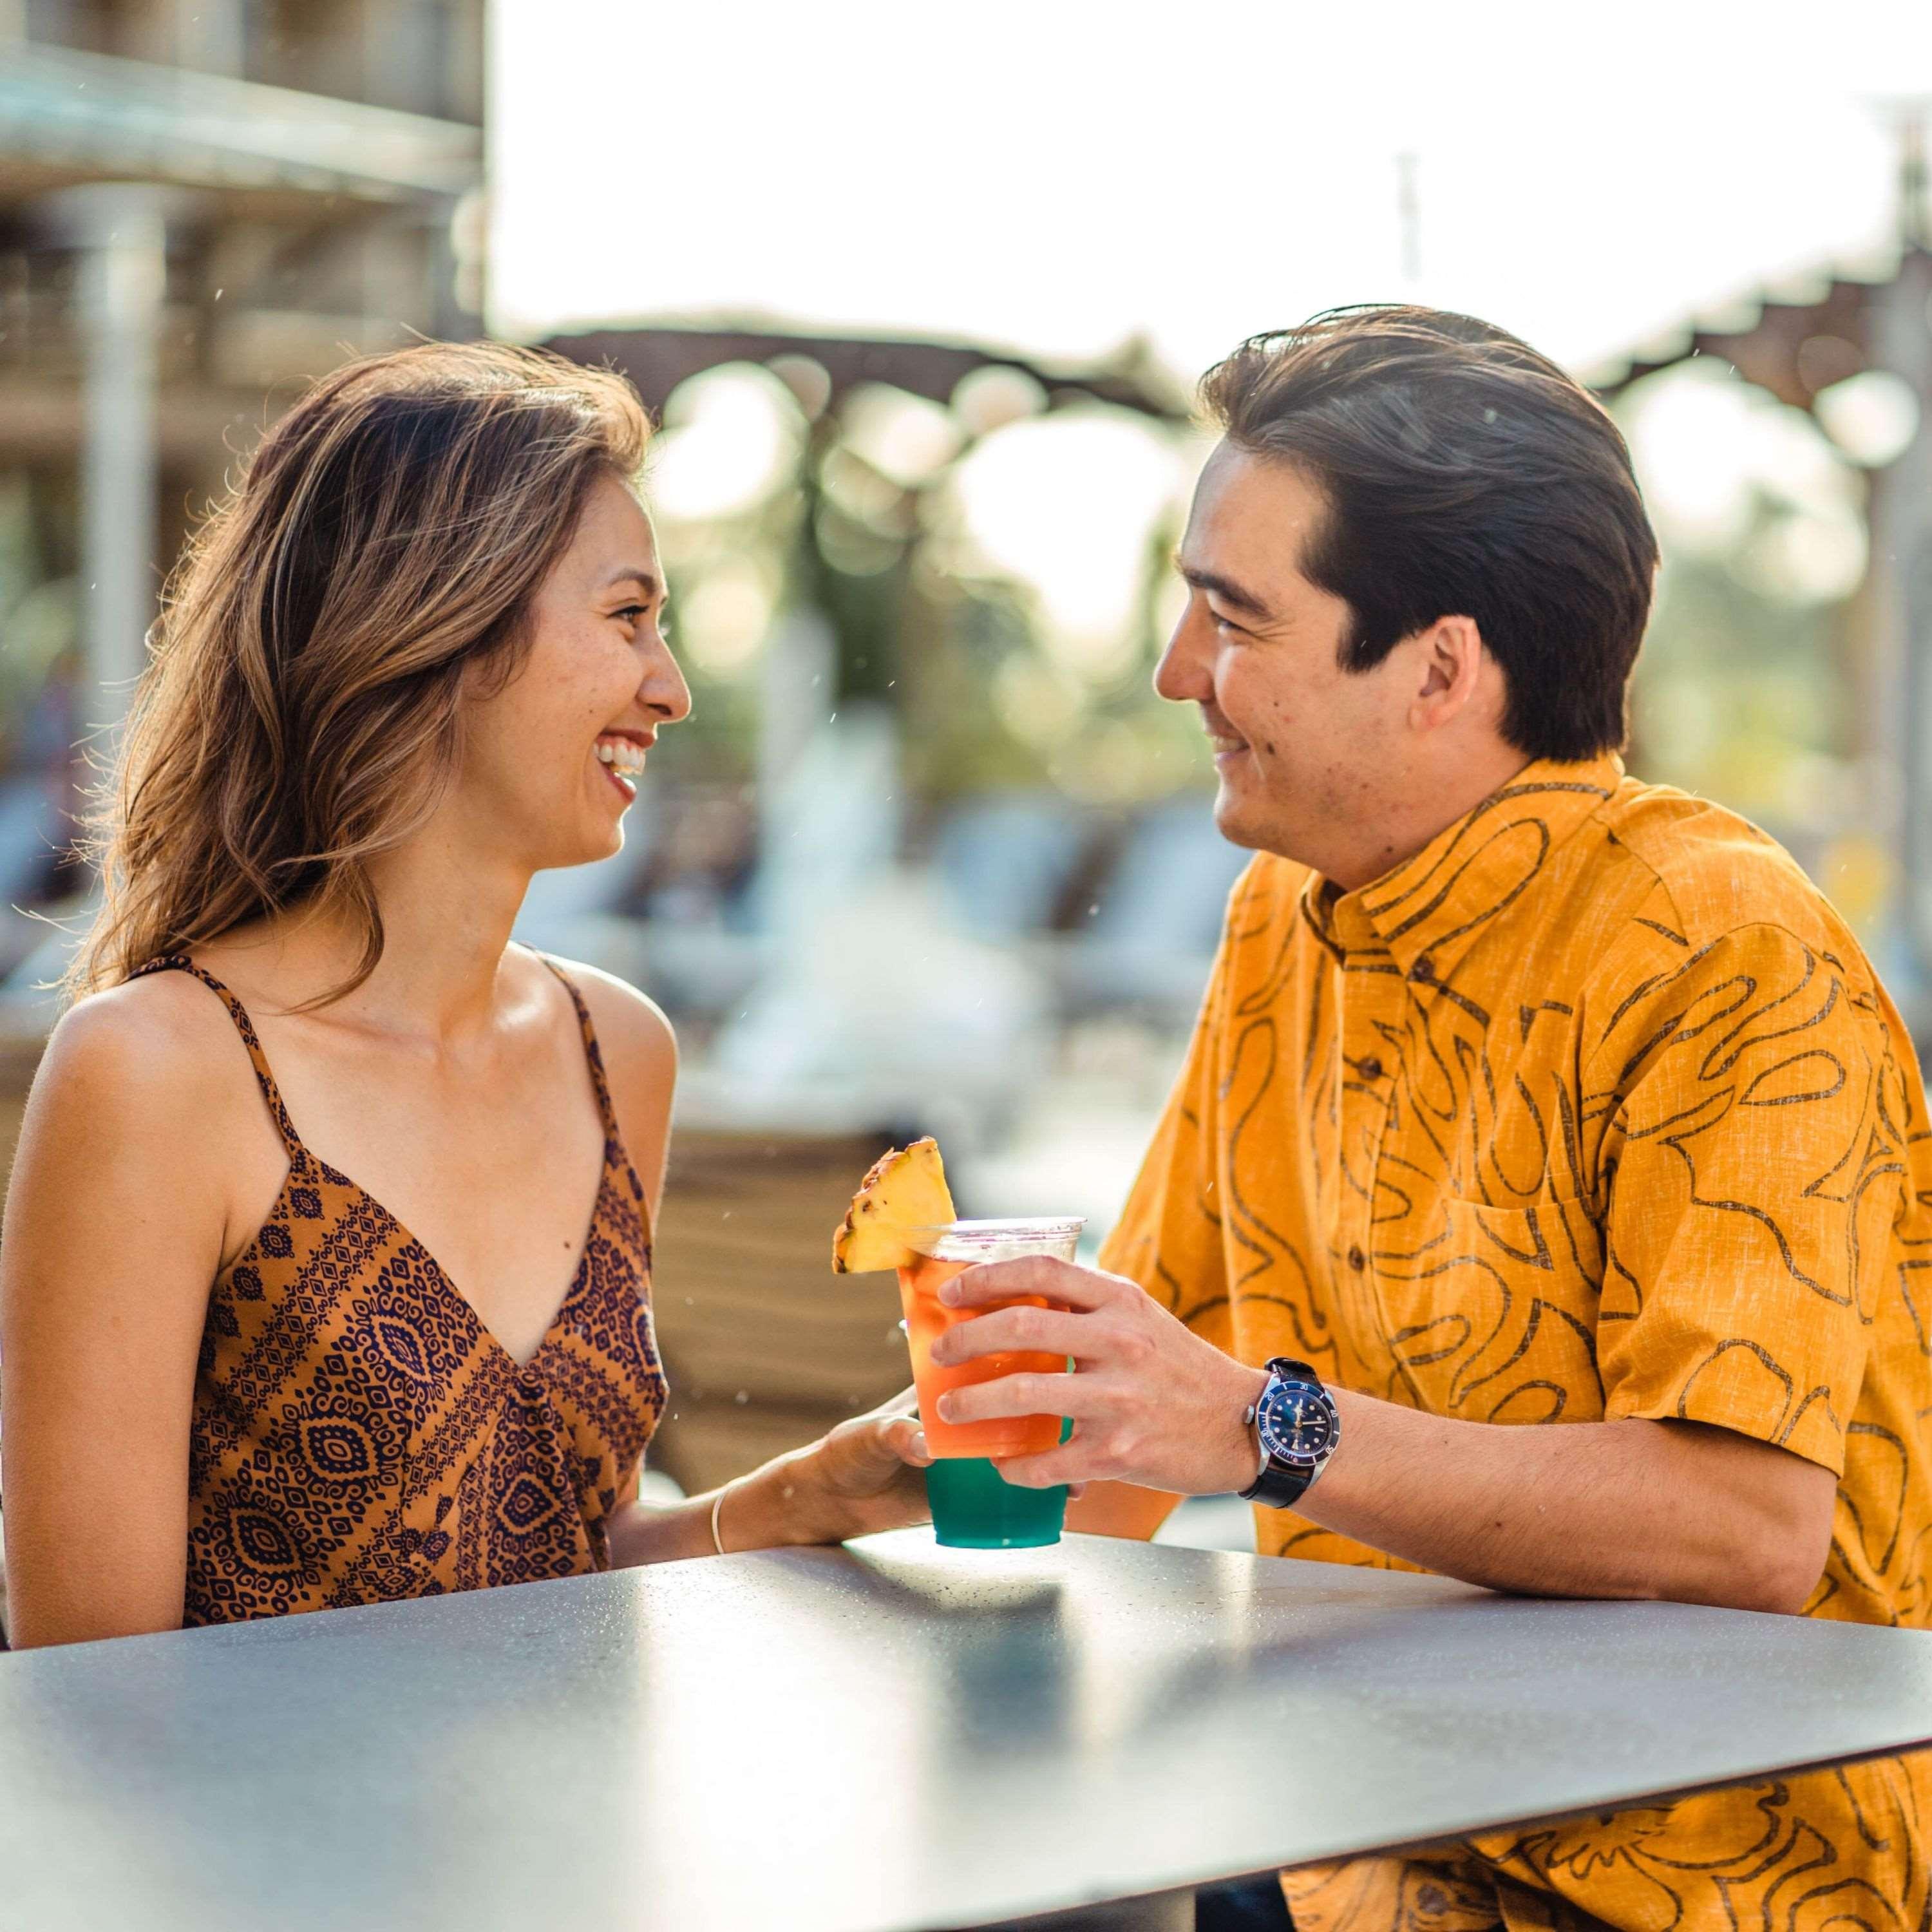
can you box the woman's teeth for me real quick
[596,739,647,777]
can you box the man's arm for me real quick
[943,918,1898,1613]
[1296,1391,1835,1611]
[929,1261,1837,1612]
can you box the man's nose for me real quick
[1153,607,1213,705]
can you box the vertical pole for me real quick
[1396,152,1421,286]
[68,187,169,726]
[1868,117,1932,1010]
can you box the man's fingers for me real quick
[930,1305,1090,1365]
[990,1446,1089,1488]
[938,1372,1095,1426]
[945,1256,1125,1312]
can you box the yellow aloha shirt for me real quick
[1098,754,1932,1932]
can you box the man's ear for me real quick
[1410,615,1486,730]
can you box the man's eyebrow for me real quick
[1171,553,1273,621]
[601,565,664,598]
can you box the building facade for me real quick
[0,0,482,939]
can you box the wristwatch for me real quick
[1238,1357,1341,1509]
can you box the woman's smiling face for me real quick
[454,473,692,873]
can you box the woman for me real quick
[0,342,930,1648]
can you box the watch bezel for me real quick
[1254,1374,1336,1472]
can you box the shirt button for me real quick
[1412,955,1435,983]
[1348,1244,1366,1273]
[1359,1056,1383,1081]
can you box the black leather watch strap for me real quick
[1240,1459,1315,1510]
[1238,1358,1333,1509]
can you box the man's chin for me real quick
[1209,783,1267,854]
[1212,779,1316,866]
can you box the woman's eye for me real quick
[614,603,647,623]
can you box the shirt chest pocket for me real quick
[1368,1194,1608,1425]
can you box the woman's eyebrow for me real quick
[601,565,663,598]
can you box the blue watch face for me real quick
[1257,1379,1334,1467]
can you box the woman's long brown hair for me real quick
[68,341,650,1005]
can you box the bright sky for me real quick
[491,1,1932,381]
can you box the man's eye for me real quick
[614,603,647,623]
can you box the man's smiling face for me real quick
[1157,439,1433,882]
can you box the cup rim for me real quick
[905,1215,1085,1258]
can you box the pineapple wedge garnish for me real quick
[831,1137,956,1273]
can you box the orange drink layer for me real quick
[897,1217,1083,1459]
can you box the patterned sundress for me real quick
[131,952,667,1626]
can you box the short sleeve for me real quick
[1097,900,1238,1352]
[1592,923,1902,1475]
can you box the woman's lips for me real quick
[595,732,649,804]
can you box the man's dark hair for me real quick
[1200,305,1658,762]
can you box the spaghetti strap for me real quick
[133,955,305,1160]
[533,952,625,1147]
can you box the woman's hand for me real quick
[727,1388,933,1551]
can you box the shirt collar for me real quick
[1301,754,1624,980]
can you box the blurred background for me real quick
[2,1,1931,1511]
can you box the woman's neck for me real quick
[249,827,533,1043]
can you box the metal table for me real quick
[2,1532,1930,1932]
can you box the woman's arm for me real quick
[604,1392,931,1566]
[1,992,230,1647]
[568,966,932,1562]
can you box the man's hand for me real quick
[932,1263,1837,1615]
[928,1259,1267,1495]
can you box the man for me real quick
[933,307,1932,1930]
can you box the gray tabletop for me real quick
[3,1531,1931,1932]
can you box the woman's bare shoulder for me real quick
[35,971,251,1132]
[8,972,246,1296]
[536,954,677,1075]
[529,955,677,1207]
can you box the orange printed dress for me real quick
[135,954,667,1626]
[1099,755,1932,1932]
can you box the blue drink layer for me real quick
[926,1456,1067,1549]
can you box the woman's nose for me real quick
[645,636,694,724]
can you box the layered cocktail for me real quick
[898,1218,1083,1460]
[833,1140,1079,1548]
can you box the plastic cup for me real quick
[896,1217,1084,1461]
[925,1452,1068,1549]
